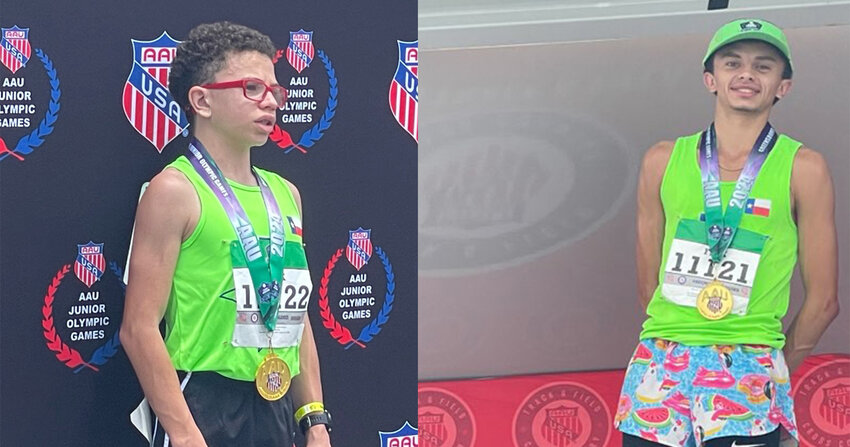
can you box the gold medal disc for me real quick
[255,352,291,401]
[696,280,733,320]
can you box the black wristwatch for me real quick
[300,409,333,434]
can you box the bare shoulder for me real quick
[143,168,196,209]
[644,140,675,163]
[640,140,676,180]
[136,168,199,237]
[792,146,833,194]
[791,146,835,209]
[792,146,831,179]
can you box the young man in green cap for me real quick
[121,22,332,447]
[615,18,838,447]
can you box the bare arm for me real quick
[636,141,674,310]
[120,170,206,447]
[284,180,331,446]
[291,316,330,445]
[784,147,839,373]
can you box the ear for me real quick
[774,79,792,101]
[703,71,718,94]
[188,85,212,118]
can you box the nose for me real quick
[736,69,755,81]
[260,89,279,110]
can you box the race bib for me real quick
[230,242,312,348]
[661,219,767,316]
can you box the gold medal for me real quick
[696,280,733,320]
[255,351,291,401]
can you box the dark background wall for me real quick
[0,1,417,445]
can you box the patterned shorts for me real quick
[615,339,797,447]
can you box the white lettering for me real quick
[78,291,100,301]
[349,274,367,283]
[339,285,373,296]
[2,77,23,87]
[342,309,371,320]
[280,114,313,124]
[0,90,31,100]
[0,117,30,127]
[289,76,308,86]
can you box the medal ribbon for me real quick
[186,138,285,331]
[699,122,777,263]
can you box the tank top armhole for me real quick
[659,136,686,199]
[782,135,803,232]
[256,168,301,220]
[162,163,206,250]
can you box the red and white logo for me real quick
[122,32,189,153]
[389,40,418,141]
[793,355,850,445]
[1,26,31,74]
[346,227,373,271]
[286,30,314,73]
[418,387,476,447]
[74,242,105,288]
[514,382,611,447]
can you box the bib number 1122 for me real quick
[241,284,310,310]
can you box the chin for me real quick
[248,134,272,148]
[728,102,766,114]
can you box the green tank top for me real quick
[163,156,307,381]
[641,131,801,348]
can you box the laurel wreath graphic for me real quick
[269,49,337,154]
[318,246,396,349]
[42,265,99,372]
[354,247,395,346]
[42,261,125,373]
[318,249,365,348]
[82,262,125,371]
[0,48,61,163]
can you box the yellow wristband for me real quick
[295,402,325,423]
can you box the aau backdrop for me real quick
[0,1,417,445]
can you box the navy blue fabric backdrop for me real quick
[0,1,417,445]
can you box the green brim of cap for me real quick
[703,19,793,73]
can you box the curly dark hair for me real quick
[169,22,276,117]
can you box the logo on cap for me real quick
[740,21,762,32]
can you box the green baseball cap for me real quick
[703,19,793,74]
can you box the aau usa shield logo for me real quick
[122,31,189,153]
[286,30,314,73]
[74,242,105,288]
[346,228,373,271]
[1,26,31,74]
[419,412,446,445]
[379,421,418,447]
[820,384,850,430]
[389,40,418,141]
[544,405,582,444]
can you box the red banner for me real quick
[419,353,849,447]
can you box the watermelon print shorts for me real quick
[614,339,797,447]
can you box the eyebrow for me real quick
[754,55,779,62]
[716,50,779,63]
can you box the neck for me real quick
[193,126,255,185]
[712,107,771,157]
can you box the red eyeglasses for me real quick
[200,78,288,110]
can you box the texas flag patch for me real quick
[287,216,303,236]
[745,198,771,217]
